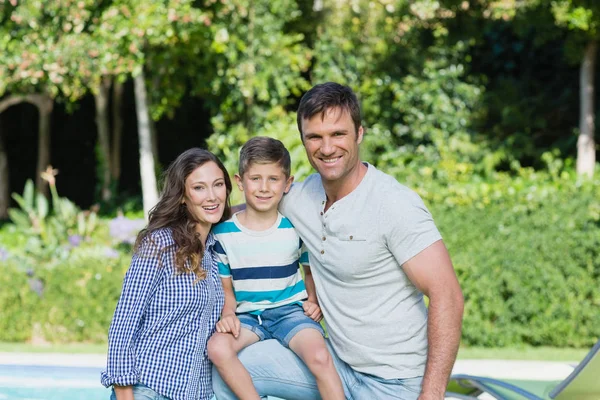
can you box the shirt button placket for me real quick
[320,200,326,257]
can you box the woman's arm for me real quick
[113,385,134,400]
[101,236,165,388]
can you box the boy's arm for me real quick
[303,265,318,303]
[302,265,322,322]
[216,277,241,338]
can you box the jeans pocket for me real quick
[396,376,423,396]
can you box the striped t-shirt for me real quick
[212,212,309,315]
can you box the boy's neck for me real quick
[236,207,279,231]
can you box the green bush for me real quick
[434,176,600,348]
[0,253,129,343]
[0,262,40,342]
[1,165,598,348]
[36,253,129,343]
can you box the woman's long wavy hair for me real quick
[134,148,232,281]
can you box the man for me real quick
[213,82,464,400]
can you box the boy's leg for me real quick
[207,328,261,400]
[262,304,345,400]
[288,329,345,400]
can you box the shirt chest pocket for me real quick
[336,233,367,242]
[330,231,392,280]
[333,232,369,265]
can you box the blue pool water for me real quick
[0,364,107,400]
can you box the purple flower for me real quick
[28,277,44,297]
[0,247,8,261]
[109,216,146,245]
[68,235,83,247]
[104,248,120,259]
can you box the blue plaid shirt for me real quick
[101,228,224,400]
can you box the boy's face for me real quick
[235,162,293,214]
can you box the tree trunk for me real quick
[32,94,53,197]
[150,76,160,167]
[94,76,113,202]
[577,40,597,178]
[0,117,9,219]
[111,79,124,184]
[134,70,158,218]
[150,115,159,167]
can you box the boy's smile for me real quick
[235,162,293,215]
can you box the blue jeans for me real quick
[110,384,170,400]
[212,339,423,400]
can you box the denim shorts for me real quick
[110,383,169,400]
[238,303,324,347]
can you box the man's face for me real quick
[301,107,363,184]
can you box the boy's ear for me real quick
[234,174,244,191]
[284,175,294,194]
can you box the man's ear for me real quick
[234,174,244,191]
[357,125,364,145]
[284,175,294,194]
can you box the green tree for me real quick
[309,0,487,187]
[91,0,212,215]
[204,0,312,171]
[549,0,600,177]
[0,0,101,198]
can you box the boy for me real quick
[207,137,344,400]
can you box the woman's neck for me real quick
[195,222,211,246]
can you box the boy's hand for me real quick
[216,313,241,338]
[303,300,322,322]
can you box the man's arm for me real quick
[402,240,464,400]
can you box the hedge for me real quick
[434,184,600,348]
[0,179,598,347]
[0,255,128,343]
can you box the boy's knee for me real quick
[207,334,234,365]
[304,345,333,371]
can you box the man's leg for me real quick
[212,339,321,400]
[352,374,423,400]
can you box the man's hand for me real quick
[303,300,323,322]
[216,313,241,338]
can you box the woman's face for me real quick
[183,161,228,231]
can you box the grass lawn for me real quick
[457,346,587,361]
[0,342,588,362]
[0,342,107,354]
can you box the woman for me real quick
[101,148,232,400]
